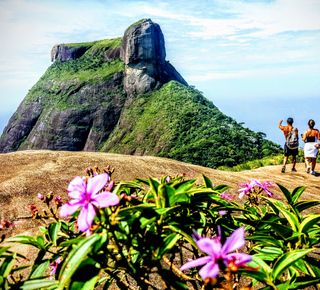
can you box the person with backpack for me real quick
[279,118,299,173]
[302,119,320,175]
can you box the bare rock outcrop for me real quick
[120,19,187,95]
[51,44,90,62]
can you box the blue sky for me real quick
[0,0,319,146]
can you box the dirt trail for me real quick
[1,150,319,225]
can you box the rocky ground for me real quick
[0,150,319,288]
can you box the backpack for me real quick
[286,128,299,149]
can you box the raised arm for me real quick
[279,120,284,130]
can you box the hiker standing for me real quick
[279,118,299,173]
[302,119,320,175]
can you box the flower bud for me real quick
[106,180,114,191]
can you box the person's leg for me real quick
[292,155,297,171]
[311,157,316,171]
[282,156,288,173]
[306,157,311,173]
[283,156,288,166]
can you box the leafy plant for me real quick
[1,167,319,290]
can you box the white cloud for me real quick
[187,63,320,82]
[142,0,320,41]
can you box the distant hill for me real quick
[0,19,281,168]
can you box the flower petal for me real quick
[225,253,252,267]
[197,238,222,258]
[221,227,245,255]
[238,191,246,199]
[92,191,119,208]
[180,256,212,271]
[77,203,97,232]
[198,261,220,280]
[68,177,86,199]
[59,200,83,217]
[87,174,110,196]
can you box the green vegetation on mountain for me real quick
[103,81,281,168]
[0,19,282,168]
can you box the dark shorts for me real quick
[284,143,298,157]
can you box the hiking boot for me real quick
[310,171,316,175]
[306,166,311,173]
[281,166,285,173]
[291,168,297,172]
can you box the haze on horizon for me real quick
[0,0,319,147]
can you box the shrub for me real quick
[1,167,320,289]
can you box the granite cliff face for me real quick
[0,19,187,153]
[121,19,187,95]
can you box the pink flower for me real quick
[238,179,256,198]
[180,228,251,280]
[49,256,62,280]
[37,193,44,200]
[54,196,62,206]
[60,173,119,232]
[238,178,275,198]
[220,191,234,201]
[259,180,276,197]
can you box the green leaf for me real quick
[135,178,150,186]
[299,214,320,234]
[59,237,85,247]
[237,256,272,283]
[212,184,231,193]
[0,247,10,256]
[48,222,61,246]
[247,234,283,248]
[262,221,294,240]
[6,235,46,251]
[140,216,157,229]
[148,177,161,208]
[276,280,290,290]
[58,234,100,289]
[253,247,283,259]
[288,277,320,289]
[29,260,51,279]
[113,181,144,196]
[36,235,45,247]
[155,233,181,259]
[166,225,197,248]
[19,280,59,290]
[0,253,15,277]
[159,184,176,207]
[174,193,191,204]
[272,248,313,280]
[277,183,293,204]
[271,202,300,231]
[291,259,309,275]
[173,179,197,192]
[68,257,100,290]
[202,174,214,189]
[291,186,306,203]
[295,200,320,212]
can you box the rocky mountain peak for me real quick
[120,18,187,95]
